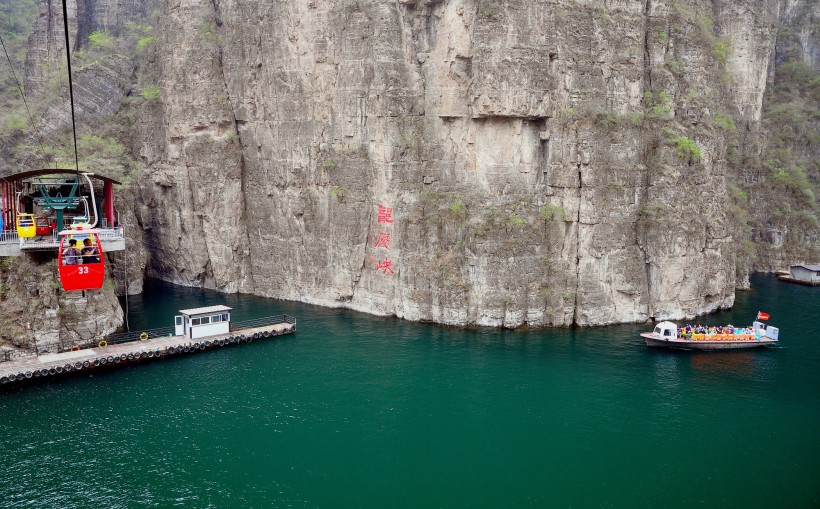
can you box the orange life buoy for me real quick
[69,345,80,352]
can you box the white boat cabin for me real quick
[789,264,820,284]
[652,321,678,339]
[754,321,780,340]
[175,305,232,339]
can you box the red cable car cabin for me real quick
[57,228,105,291]
[36,217,56,236]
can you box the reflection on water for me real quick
[651,352,683,389]
[689,350,757,376]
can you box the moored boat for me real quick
[641,316,779,351]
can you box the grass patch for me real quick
[447,200,467,222]
[644,90,673,119]
[539,204,566,222]
[140,84,160,101]
[712,113,737,132]
[670,136,701,163]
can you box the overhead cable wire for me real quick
[124,247,130,332]
[0,30,46,171]
[60,0,80,175]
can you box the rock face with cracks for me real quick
[0,256,122,357]
[7,0,816,330]
[135,0,777,327]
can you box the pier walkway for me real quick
[0,315,296,388]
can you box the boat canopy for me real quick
[652,321,678,339]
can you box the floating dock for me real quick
[777,275,820,286]
[0,313,295,389]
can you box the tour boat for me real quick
[641,318,779,350]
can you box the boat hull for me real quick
[640,333,777,351]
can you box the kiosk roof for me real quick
[178,305,233,316]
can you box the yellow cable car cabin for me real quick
[65,221,96,247]
[16,213,36,238]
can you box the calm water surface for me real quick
[1,274,818,508]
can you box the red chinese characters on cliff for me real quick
[373,232,391,250]
[376,258,394,275]
[372,204,395,275]
[377,205,394,224]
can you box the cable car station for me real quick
[0,169,125,257]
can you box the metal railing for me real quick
[97,227,125,241]
[1,349,29,363]
[103,325,176,346]
[231,314,296,331]
[0,227,124,249]
[0,226,125,244]
[0,230,19,243]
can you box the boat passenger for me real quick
[81,238,100,264]
[62,239,81,265]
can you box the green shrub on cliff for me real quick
[447,200,467,222]
[0,0,36,63]
[712,113,737,132]
[0,0,37,135]
[666,134,701,164]
[136,35,157,51]
[88,31,113,49]
[539,204,566,222]
[644,90,673,119]
[140,84,160,101]
[200,22,224,47]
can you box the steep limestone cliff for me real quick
[133,0,798,326]
[742,0,818,272]
[2,0,816,331]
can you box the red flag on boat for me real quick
[757,311,770,321]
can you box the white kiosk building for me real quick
[175,305,232,339]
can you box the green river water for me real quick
[1,274,818,508]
